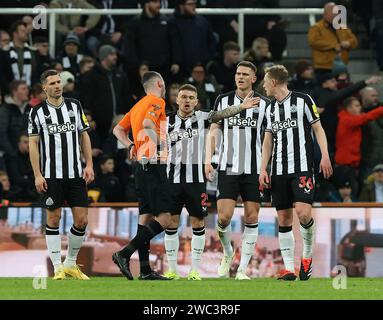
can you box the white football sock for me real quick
[216,222,234,256]
[279,227,295,272]
[238,224,258,271]
[191,227,206,272]
[45,225,62,272]
[300,218,315,259]
[165,229,179,272]
[63,225,86,268]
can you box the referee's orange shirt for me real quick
[118,94,167,161]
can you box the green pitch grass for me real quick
[0,277,382,300]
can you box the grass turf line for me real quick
[0,278,382,300]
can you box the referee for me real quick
[28,69,94,280]
[112,71,172,280]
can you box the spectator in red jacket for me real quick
[334,96,383,194]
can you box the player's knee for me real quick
[74,216,88,229]
[295,209,311,225]
[157,213,172,229]
[168,220,179,229]
[47,214,61,228]
[297,214,311,226]
[218,216,231,228]
[191,218,204,229]
[244,210,259,224]
[278,215,292,226]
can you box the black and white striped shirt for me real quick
[214,91,269,175]
[28,98,90,179]
[167,110,211,184]
[265,91,320,176]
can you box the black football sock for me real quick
[119,220,164,260]
[137,224,152,275]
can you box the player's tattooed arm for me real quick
[209,91,260,123]
[209,105,243,123]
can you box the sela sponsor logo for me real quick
[169,128,198,142]
[47,122,76,134]
[228,117,257,127]
[271,118,297,133]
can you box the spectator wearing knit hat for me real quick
[79,45,132,143]
[57,33,83,78]
[61,71,78,99]
[359,164,383,202]
[329,180,356,202]
[288,60,316,96]
[49,0,100,53]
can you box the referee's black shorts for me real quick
[135,163,173,216]
[39,178,88,210]
[169,182,208,218]
[217,171,263,203]
[271,171,315,211]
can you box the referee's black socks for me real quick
[120,220,164,259]
[137,224,152,275]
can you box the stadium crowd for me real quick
[0,0,383,204]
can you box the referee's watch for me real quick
[127,143,135,153]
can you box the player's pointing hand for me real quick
[241,91,260,110]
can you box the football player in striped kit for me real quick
[260,65,332,280]
[164,84,260,280]
[29,69,94,280]
[205,61,270,280]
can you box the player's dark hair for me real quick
[40,69,59,84]
[142,71,162,89]
[237,61,257,74]
[179,84,197,93]
[265,64,289,84]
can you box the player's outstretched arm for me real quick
[259,131,273,187]
[209,91,260,123]
[312,121,333,179]
[29,135,47,193]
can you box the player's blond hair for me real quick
[265,65,289,84]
